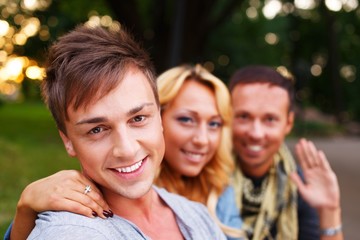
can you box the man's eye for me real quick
[132,115,146,123]
[89,127,103,134]
[236,113,248,120]
[266,116,277,122]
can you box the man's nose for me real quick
[248,120,265,139]
[112,129,138,158]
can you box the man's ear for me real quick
[59,130,76,157]
[285,111,295,134]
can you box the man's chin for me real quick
[240,159,263,168]
[237,153,264,165]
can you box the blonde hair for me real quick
[156,64,233,201]
[155,64,245,235]
[155,64,245,238]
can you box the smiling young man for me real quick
[228,65,342,240]
[19,25,226,240]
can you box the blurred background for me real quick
[0,0,359,238]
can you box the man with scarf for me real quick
[228,65,342,240]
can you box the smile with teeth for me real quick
[247,145,263,152]
[182,150,204,160]
[115,160,143,173]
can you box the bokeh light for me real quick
[265,32,279,45]
[23,0,38,11]
[311,64,322,77]
[0,20,9,36]
[26,65,44,80]
[203,61,215,72]
[5,57,27,82]
[294,0,317,10]
[246,7,258,19]
[325,0,359,12]
[84,14,121,32]
[340,65,356,82]
[218,55,230,66]
[263,0,282,19]
[0,1,50,97]
[326,0,343,11]
[276,66,295,83]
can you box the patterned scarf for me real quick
[233,144,298,240]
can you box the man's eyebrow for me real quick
[127,102,155,116]
[75,102,155,125]
[76,117,107,125]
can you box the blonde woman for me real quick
[6,64,245,240]
[156,64,244,239]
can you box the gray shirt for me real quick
[28,186,226,240]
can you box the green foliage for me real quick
[206,5,292,82]
[58,0,114,23]
[291,119,344,138]
[0,103,79,236]
[21,79,42,102]
[2,0,360,122]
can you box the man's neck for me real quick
[104,187,157,222]
[103,187,184,239]
[240,158,274,178]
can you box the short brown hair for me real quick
[42,25,158,134]
[229,65,295,111]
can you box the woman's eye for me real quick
[209,121,222,129]
[177,116,193,123]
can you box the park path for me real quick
[286,137,360,240]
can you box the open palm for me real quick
[290,138,340,210]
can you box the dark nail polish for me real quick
[103,210,111,218]
[108,209,114,217]
[92,211,98,217]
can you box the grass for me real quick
[0,102,79,236]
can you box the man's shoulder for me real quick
[154,186,207,211]
[35,211,109,226]
[28,211,148,240]
[31,211,91,226]
[154,186,226,239]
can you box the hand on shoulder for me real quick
[19,169,110,218]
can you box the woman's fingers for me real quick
[76,174,110,210]
[23,170,112,219]
[53,190,109,218]
[60,171,111,218]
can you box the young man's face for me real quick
[231,83,294,177]
[60,67,165,200]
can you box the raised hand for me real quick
[290,138,340,210]
[290,138,343,239]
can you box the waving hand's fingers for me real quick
[290,139,340,210]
